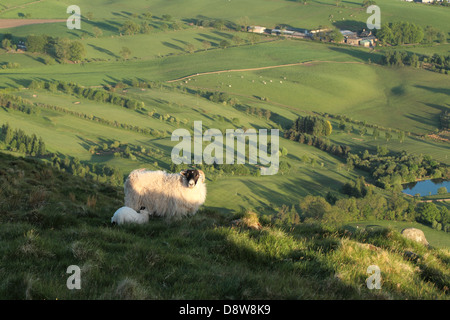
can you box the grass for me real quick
[345,220,450,249]
[0,152,448,299]
[2,0,449,34]
[1,85,363,212]
[0,0,449,300]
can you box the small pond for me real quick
[402,179,450,197]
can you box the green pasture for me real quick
[2,0,449,35]
[0,38,376,88]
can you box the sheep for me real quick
[111,206,150,225]
[124,169,206,220]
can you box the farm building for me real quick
[340,30,357,37]
[310,27,332,34]
[340,29,376,47]
[360,39,372,47]
[345,35,362,46]
[248,26,266,33]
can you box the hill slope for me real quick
[0,152,448,299]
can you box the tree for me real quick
[398,131,405,143]
[142,11,152,20]
[410,53,419,68]
[140,23,153,34]
[417,202,440,225]
[372,128,380,140]
[437,31,447,44]
[93,27,103,38]
[85,12,94,21]
[385,131,392,142]
[247,33,258,45]
[237,16,250,31]
[120,20,140,35]
[185,43,196,54]
[54,38,71,60]
[329,29,344,43]
[160,23,169,32]
[438,187,448,195]
[299,195,331,221]
[25,34,48,53]
[172,21,183,31]
[1,38,12,50]
[37,137,46,156]
[120,46,132,59]
[325,120,333,136]
[162,14,172,21]
[362,0,376,7]
[68,41,86,62]
[424,25,438,44]
[219,40,231,49]
[232,35,243,46]
[202,40,211,51]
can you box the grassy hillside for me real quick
[0,0,449,301]
[0,152,448,299]
[2,0,449,34]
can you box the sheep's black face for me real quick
[180,169,203,188]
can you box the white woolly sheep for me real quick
[111,206,150,225]
[124,169,206,220]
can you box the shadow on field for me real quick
[88,44,121,59]
[332,20,367,32]
[7,77,30,88]
[83,19,120,34]
[162,41,184,52]
[414,85,450,96]
[404,113,439,131]
[198,33,223,43]
[212,30,234,40]
[328,46,382,63]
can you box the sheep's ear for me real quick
[198,170,205,183]
[180,170,187,176]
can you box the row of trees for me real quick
[1,91,168,139]
[50,154,124,187]
[170,162,261,180]
[285,129,351,158]
[376,22,446,46]
[30,80,145,111]
[0,93,40,115]
[349,150,449,190]
[285,114,448,190]
[440,110,450,130]
[317,112,409,138]
[376,22,425,45]
[271,186,449,232]
[0,123,46,157]
[289,116,333,137]
[381,50,450,74]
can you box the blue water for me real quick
[402,179,450,196]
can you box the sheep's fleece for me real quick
[124,169,206,219]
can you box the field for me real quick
[0,0,449,301]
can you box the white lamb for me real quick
[111,206,150,225]
[124,169,207,220]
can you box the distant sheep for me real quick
[124,169,207,220]
[111,206,150,225]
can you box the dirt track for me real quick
[0,19,66,29]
